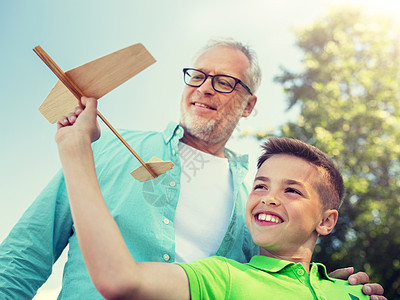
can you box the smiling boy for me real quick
[57,97,369,299]
[247,138,343,272]
[175,138,366,299]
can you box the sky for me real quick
[1,0,399,298]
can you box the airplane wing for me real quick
[35,43,173,182]
[130,157,175,182]
[38,43,156,123]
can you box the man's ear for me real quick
[316,209,339,236]
[242,95,257,117]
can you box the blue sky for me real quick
[1,0,398,298]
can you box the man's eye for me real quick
[192,75,204,81]
[216,79,233,88]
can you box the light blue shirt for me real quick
[0,122,259,299]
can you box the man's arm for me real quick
[0,172,72,298]
[329,267,386,300]
[56,97,190,300]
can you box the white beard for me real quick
[180,101,246,145]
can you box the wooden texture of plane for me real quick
[34,43,174,182]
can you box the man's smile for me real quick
[192,101,217,111]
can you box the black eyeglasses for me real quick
[183,68,253,95]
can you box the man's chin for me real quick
[181,116,216,134]
[181,119,222,141]
[185,124,215,138]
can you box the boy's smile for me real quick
[254,211,283,225]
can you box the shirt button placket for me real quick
[294,266,306,284]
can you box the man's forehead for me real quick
[193,46,250,78]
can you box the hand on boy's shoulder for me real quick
[329,267,386,299]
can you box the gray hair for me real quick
[192,37,262,94]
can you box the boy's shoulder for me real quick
[310,262,369,299]
[177,256,368,299]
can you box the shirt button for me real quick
[163,254,170,261]
[163,218,170,225]
[169,181,176,187]
[172,150,176,155]
[297,269,305,276]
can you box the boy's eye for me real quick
[254,184,267,191]
[286,187,302,195]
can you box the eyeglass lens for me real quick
[184,69,236,93]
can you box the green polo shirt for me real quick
[177,255,368,299]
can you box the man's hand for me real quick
[329,267,386,300]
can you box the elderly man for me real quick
[0,38,383,299]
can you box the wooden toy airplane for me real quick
[34,43,174,182]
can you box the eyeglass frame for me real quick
[183,68,253,96]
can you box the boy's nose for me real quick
[261,195,280,206]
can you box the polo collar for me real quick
[248,255,334,282]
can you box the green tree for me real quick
[270,5,400,298]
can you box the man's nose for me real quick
[197,77,215,95]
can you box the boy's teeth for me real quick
[257,213,280,223]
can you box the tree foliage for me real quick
[270,5,400,298]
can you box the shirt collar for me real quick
[312,262,336,282]
[161,121,249,169]
[248,255,295,272]
[162,122,183,143]
[248,255,335,282]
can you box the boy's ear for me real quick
[316,209,339,236]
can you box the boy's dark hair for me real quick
[257,137,345,210]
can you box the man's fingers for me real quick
[363,283,385,297]
[370,296,387,300]
[328,267,354,280]
[330,270,385,298]
[348,271,369,285]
